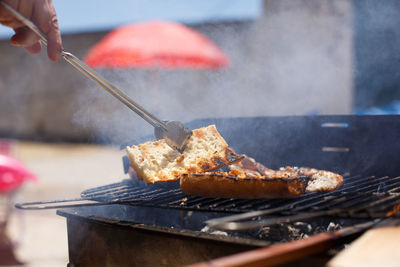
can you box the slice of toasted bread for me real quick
[126,125,243,183]
[180,169,344,199]
[180,155,344,199]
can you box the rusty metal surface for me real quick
[57,207,270,247]
[63,211,259,267]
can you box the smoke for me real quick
[71,0,354,145]
[0,0,355,146]
[72,70,152,144]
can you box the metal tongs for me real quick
[1,2,192,152]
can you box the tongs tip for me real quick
[154,121,192,153]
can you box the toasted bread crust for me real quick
[126,125,243,183]
[180,170,343,199]
[180,155,344,199]
[180,172,311,198]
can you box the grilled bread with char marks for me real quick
[126,125,243,183]
[180,155,344,198]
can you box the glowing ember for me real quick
[386,203,400,217]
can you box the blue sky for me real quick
[0,0,262,38]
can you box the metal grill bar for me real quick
[76,175,400,221]
[204,175,400,230]
[18,173,400,219]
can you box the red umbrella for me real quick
[84,20,229,69]
[0,154,37,193]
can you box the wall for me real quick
[354,0,400,108]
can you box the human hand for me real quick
[0,0,62,62]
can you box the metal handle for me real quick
[0,1,167,131]
[15,198,122,210]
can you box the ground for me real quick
[2,141,126,267]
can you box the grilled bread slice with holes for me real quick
[126,125,243,183]
[180,155,344,198]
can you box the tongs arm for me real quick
[61,52,167,130]
[2,1,194,151]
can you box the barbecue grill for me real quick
[17,115,400,266]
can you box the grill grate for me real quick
[80,175,400,219]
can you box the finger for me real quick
[33,0,62,62]
[24,41,42,54]
[45,12,62,62]
[0,0,28,29]
[0,17,24,29]
[15,0,34,21]
[0,19,19,28]
[10,27,41,47]
[0,0,18,22]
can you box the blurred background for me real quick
[0,0,355,144]
[0,0,400,266]
[2,0,400,144]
